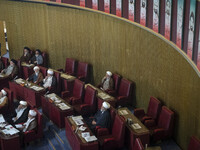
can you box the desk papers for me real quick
[131,123,141,129]
[2,125,20,135]
[30,86,44,91]
[57,103,70,110]
[72,116,84,126]
[84,135,97,142]
[119,110,129,115]
[0,114,5,123]
[98,92,111,100]
[15,78,25,84]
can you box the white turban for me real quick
[106,71,112,76]
[102,102,110,109]
[29,110,37,117]
[1,89,7,96]
[33,66,39,71]
[20,101,27,106]
[47,69,54,75]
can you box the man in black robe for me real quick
[86,101,111,132]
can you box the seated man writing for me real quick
[86,102,111,132]
[0,89,8,109]
[4,100,29,125]
[16,109,37,132]
[99,71,114,91]
[26,66,43,85]
[1,59,18,78]
[41,69,56,91]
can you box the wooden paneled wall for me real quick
[0,1,199,149]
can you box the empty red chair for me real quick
[63,58,77,75]
[76,61,89,83]
[96,106,116,137]
[116,78,134,107]
[61,79,84,105]
[23,109,43,144]
[134,97,161,123]
[132,138,144,150]
[188,136,200,150]
[98,114,125,150]
[41,52,48,67]
[145,106,174,141]
[106,73,121,96]
[1,57,9,68]
[73,86,97,115]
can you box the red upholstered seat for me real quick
[41,52,48,67]
[64,58,77,76]
[96,106,116,137]
[61,79,84,105]
[24,109,43,144]
[98,114,125,150]
[145,106,174,141]
[188,136,200,150]
[73,85,97,115]
[39,66,47,77]
[1,57,9,68]
[132,138,144,150]
[106,73,121,97]
[116,78,134,107]
[76,61,89,83]
[17,60,23,78]
[134,97,161,123]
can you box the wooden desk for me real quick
[9,79,45,107]
[0,124,20,150]
[21,62,34,79]
[65,116,98,150]
[85,84,117,109]
[118,107,150,150]
[41,94,74,128]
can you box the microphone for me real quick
[13,75,18,81]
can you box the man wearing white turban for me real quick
[100,71,114,91]
[26,66,43,84]
[86,102,111,132]
[4,100,29,125]
[0,89,8,108]
[16,109,37,132]
[42,69,56,89]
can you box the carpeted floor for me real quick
[24,108,182,150]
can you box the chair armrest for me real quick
[61,91,70,99]
[96,128,110,137]
[117,96,127,101]
[141,116,152,122]
[80,104,90,110]
[134,108,145,118]
[57,69,64,72]
[144,119,156,129]
[78,76,85,80]
[71,97,82,105]
[153,128,165,141]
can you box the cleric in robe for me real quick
[27,66,43,85]
[100,71,114,91]
[0,89,8,109]
[41,69,56,92]
[86,102,111,132]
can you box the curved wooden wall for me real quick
[0,1,199,149]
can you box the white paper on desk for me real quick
[74,119,84,126]
[72,116,83,121]
[79,125,87,131]
[98,93,111,99]
[5,124,13,129]
[15,124,23,128]
[119,110,128,115]
[81,132,90,138]
[46,93,56,98]
[15,78,24,84]
[84,135,97,142]
[59,105,70,110]
[131,123,141,129]
[0,123,6,128]
[0,114,5,123]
